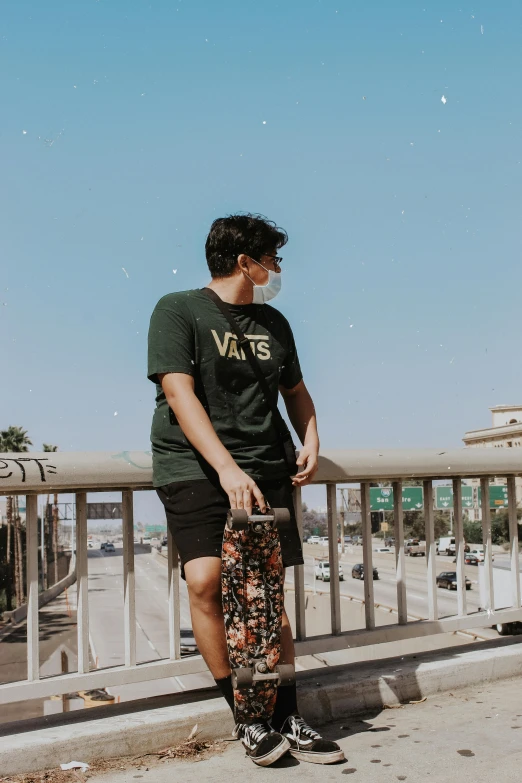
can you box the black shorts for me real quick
[156,477,304,580]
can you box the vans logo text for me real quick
[210,330,271,360]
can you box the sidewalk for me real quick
[78,675,522,782]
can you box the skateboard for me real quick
[222,505,296,724]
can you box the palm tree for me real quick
[1,427,32,607]
[43,444,59,585]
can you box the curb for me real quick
[1,637,522,775]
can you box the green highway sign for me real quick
[489,485,508,507]
[401,487,424,511]
[145,524,166,532]
[435,486,474,510]
[370,484,508,512]
[370,487,394,510]
[370,487,424,512]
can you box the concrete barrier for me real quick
[1,636,522,775]
[2,557,76,626]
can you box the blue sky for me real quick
[2,1,521,515]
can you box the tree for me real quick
[43,444,59,585]
[302,507,327,539]
[0,426,32,607]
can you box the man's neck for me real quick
[206,275,253,305]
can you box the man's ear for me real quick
[237,253,250,273]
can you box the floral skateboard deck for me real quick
[222,506,295,723]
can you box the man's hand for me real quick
[218,464,266,516]
[291,443,319,487]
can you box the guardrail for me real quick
[0,448,521,705]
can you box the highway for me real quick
[86,539,504,702]
[287,543,488,622]
[87,542,214,701]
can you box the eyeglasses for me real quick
[262,254,283,271]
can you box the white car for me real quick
[374,547,392,553]
[314,561,344,582]
[319,537,329,546]
[467,546,493,562]
[307,536,321,544]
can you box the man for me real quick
[148,214,344,766]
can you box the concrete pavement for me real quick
[65,672,522,782]
[3,636,522,776]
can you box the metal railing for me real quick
[0,448,521,705]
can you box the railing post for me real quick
[326,483,341,635]
[122,490,136,667]
[167,524,181,660]
[26,495,40,681]
[452,479,467,616]
[392,481,407,624]
[507,476,521,608]
[480,479,494,613]
[424,480,438,621]
[293,486,306,641]
[360,482,375,630]
[75,492,90,673]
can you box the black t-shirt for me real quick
[147,289,303,487]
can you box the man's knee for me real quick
[185,557,221,606]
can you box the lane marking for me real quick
[175,676,187,691]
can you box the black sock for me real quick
[270,683,298,732]
[214,675,235,716]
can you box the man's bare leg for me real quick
[185,558,295,678]
[184,557,230,679]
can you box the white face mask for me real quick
[245,259,282,304]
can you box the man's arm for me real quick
[159,372,266,514]
[279,379,319,486]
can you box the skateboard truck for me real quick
[226,507,292,533]
[231,661,295,689]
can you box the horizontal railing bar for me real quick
[0,656,209,704]
[1,448,521,494]
[3,606,522,704]
[294,607,522,657]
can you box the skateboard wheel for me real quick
[276,663,295,686]
[272,508,291,528]
[226,509,249,530]
[231,666,253,689]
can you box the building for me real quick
[463,405,522,508]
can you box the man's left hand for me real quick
[291,444,319,487]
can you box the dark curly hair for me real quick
[205,213,288,278]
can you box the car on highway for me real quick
[180,628,199,656]
[344,536,353,544]
[374,547,392,554]
[351,563,379,580]
[467,546,493,563]
[306,535,321,544]
[404,539,426,557]
[318,537,329,546]
[104,542,116,553]
[436,571,472,590]
[352,536,362,545]
[464,554,480,566]
[157,537,168,551]
[314,560,344,582]
[100,542,107,550]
